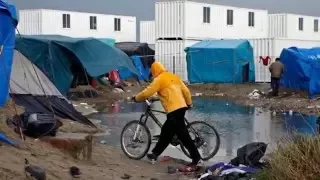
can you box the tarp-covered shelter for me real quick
[185,40,255,84]
[15,35,138,94]
[10,50,95,127]
[280,47,320,99]
[0,0,18,107]
[115,42,155,68]
[98,38,116,46]
[118,56,151,81]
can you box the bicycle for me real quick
[120,99,221,161]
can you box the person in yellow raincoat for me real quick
[132,61,202,169]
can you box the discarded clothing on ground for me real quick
[199,142,268,180]
[198,172,254,180]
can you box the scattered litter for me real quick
[226,103,229,106]
[307,106,315,109]
[72,104,78,107]
[317,105,320,108]
[214,93,225,97]
[80,103,88,105]
[249,104,254,106]
[272,111,276,116]
[100,140,106,144]
[121,173,131,179]
[195,93,203,97]
[126,97,131,100]
[84,106,89,109]
[25,158,46,180]
[113,88,125,93]
[167,166,178,174]
[248,89,264,100]
[126,90,132,93]
[289,110,293,115]
[69,166,81,178]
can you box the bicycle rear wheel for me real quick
[180,121,220,161]
[120,120,151,160]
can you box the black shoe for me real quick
[147,153,158,164]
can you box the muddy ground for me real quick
[84,82,320,116]
[0,102,192,180]
[0,82,319,180]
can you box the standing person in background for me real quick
[269,58,284,96]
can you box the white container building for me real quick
[269,14,320,40]
[155,1,268,39]
[17,9,137,42]
[156,38,320,82]
[140,21,155,45]
[155,39,201,81]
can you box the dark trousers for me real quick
[271,77,280,96]
[152,108,201,163]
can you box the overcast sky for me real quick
[9,0,320,20]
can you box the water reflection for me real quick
[89,98,319,162]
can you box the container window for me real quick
[299,17,303,31]
[114,18,121,31]
[90,16,97,30]
[314,19,319,32]
[203,7,210,23]
[248,12,255,27]
[62,14,71,28]
[227,10,233,25]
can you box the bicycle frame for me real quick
[137,100,192,129]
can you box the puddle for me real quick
[88,97,320,163]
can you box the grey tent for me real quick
[10,50,95,127]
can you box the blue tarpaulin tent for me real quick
[0,0,18,107]
[15,35,138,94]
[185,40,255,84]
[282,112,318,135]
[280,47,320,99]
[118,56,150,81]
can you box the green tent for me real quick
[15,35,137,94]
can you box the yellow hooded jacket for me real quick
[135,62,192,113]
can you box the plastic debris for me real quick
[69,166,81,178]
[25,159,46,180]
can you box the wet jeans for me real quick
[152,108,201,164]
[271,77,280,96]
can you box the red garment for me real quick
[259,56,271,66]
[91,79,97,88]
[108,70,121,83]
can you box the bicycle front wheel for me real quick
[181,121,220,161]
[120,120,151,160]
